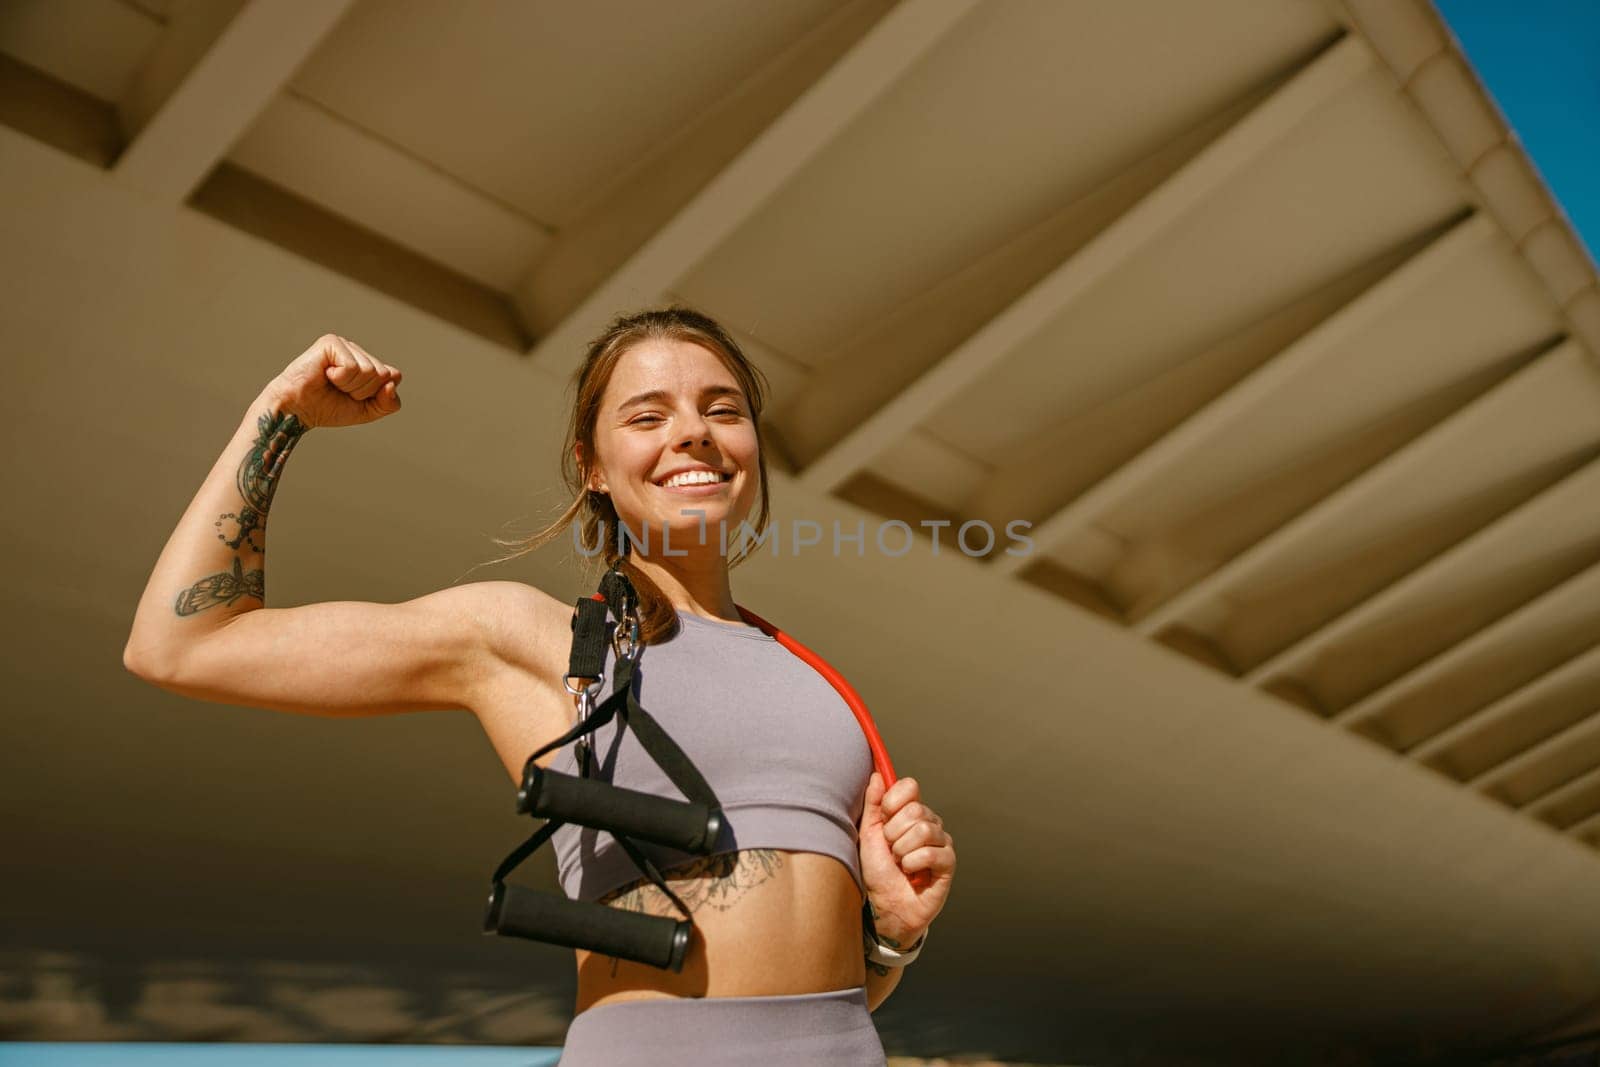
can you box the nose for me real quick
[677,410,711,448]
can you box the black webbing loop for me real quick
[568,596,610,681]
[491,818,565,886]
[612,826,695,922]
[599,565,637,622]
[486,562,724,939]
[613,662,721,815]
[522,664,629,768]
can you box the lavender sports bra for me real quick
[549,609,873,903]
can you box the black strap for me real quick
[611,659,721,811]
[568,596,610,681]
[490,813,693,926]
[523,663,627,766]
[492,818,565,886]
[599,566,636,621]
[612,827,695,920]
[489,564,723,928]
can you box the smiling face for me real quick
[582,337,762,554]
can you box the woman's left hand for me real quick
[857,772,956,944]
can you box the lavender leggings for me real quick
[556,985,886,1066]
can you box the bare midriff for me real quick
[572,848,867,1017]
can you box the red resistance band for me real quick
[737,604,934,893]
[590,593,931,890]
[734,605,896,784]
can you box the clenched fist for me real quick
[857,772,955,947]
[265,334,402,429]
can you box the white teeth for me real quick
[661,470,726,488]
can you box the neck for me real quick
[623,548,739,621]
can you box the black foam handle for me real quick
[484,883,691,972]
[519,765,721,854]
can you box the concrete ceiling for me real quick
[2,0,1599,1063]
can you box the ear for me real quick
[575,443,608,494]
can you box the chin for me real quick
[659,504,752,545]
[660,504,731,530]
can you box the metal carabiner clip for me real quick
[563,672,604,776]
[612,612,642,662]
[564,672,603,719]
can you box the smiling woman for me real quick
[122,307,955,1067]
[485,308,776,645]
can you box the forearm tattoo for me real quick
[865,900,906,947]
[218,409,306,551]
[174,556,266,615]
[174,409,306,616]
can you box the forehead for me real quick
[602,338,742,405]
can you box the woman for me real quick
[123,306,957,1064]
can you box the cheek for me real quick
[732,428,761,464]
[609,439,656,482]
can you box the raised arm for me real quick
[123,334,511,717]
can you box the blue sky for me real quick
[1434,0,1600,262]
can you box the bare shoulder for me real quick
[456,579,571,680]
[452,580,580,784]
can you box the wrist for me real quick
[868,923,926,950]
[863,922,927,968]
[862,901,925,948]
[255,382,313,428]
[861,900,928,968]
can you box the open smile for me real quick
[653,470,734,494]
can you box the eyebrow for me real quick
[617,385,745,409]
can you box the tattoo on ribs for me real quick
[597,849,787,918]
[174,408,306,616]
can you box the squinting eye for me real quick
[629,408,741,425]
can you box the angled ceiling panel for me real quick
[930,63,1472,466]
[1261,457,1600,693]
[1084,229,1559,561]
[0,0,165,102]
[227,92,553,290]
[675,0,1339,361]
[287,0,849,228]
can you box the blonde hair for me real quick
[487,305,773,643]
